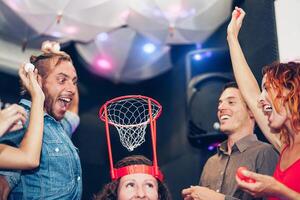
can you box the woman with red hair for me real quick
[227,7,300,200]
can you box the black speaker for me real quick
[235,0,279,83]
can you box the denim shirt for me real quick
[0,99,82,199]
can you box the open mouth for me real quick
[263,104,272,114]
[58,96,72,110]
[220,114,231,121]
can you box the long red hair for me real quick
[262,61,300,145]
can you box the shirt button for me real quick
[55,147,59,152]
[77,176,81,181]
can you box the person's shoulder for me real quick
[254,140,275,149]
[252,140,279,156]
[205,152,220,163]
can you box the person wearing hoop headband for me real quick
[96,96,171,200]
[94,155,171,200]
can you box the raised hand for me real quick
[19,63,44,102]
[227,7,246,40]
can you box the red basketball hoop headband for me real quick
[99,95,164,181]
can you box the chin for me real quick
[269,119,284,130]
[52,111,65,121]
[220,127,231,134]
[269,123,283,132]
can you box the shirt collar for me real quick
[20,98,32,108]
[218,134,258,155]
[20,98,51,119]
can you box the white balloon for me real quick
[24,63,35,72]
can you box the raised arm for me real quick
[226,7,281,151]
[0,64,45,169]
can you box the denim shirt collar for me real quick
[20,98,54,120]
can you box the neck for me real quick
[288,131,300,149]
[285,120,300,148]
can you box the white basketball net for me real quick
[102,97,161,151]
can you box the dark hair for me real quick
[21,52,72,96]
[222,81,238,92]
[262,61,300,145]
[30,52,72,79]
[94,155,171,200]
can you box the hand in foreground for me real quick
[236,169,279,198]
[0,104,27,136]
[182,186,225,200]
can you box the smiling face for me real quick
[42,60,77,121]
[258,75,288,130]
[217,87,254,135]
[117,173,159,200]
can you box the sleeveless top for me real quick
[268,145,300,200]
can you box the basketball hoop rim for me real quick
[99,95,162,126]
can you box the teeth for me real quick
[220,115,230,120]
[60,97,71,103]
[263,105,272,112]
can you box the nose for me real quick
[218,102,225,111]
[258,91,266,106]
[66,80,76,94]
[136,186,146,199]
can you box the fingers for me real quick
[2,104,26,119]
[182,188,196,200]
[235,7,246,25]
[0,104,27,134]
[241,169,260,181]
[236,174,257,195]
[19,63,43,98]
[182,187,192,197]
[18,63,27,85]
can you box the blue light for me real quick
[196,43,202,49]
[193,53,202,61]
[207,142,220,151]
[143,43,156,54]
[208,145,214,151]
[205,51,212,57]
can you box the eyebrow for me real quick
[57,73,78,82]
[219,96,236,103]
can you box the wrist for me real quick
[31,94,45,103]
[273,180,290,199]
[227,33,238,42]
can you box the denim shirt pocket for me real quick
[43,139,74,193]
